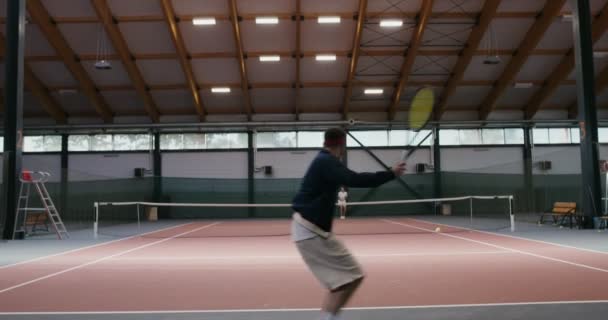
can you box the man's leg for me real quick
[321,277,364,316]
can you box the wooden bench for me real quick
[25,212,49,234]
[538,202,578,228]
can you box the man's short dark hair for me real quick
[324,128,346,141]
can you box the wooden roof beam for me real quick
[435,0,500,119]
[527,2,608,119]
[478,0,566,120]
[342,0,368,119]
[27,0,112,122]
[388,0,434,120]
[228,0,253,119]
[91,0,160,123]
[0,33,67,123]
[160,0,205,121]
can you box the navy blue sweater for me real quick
[292,149,395,232]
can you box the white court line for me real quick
[111,251,512,261]
[0,222,221,295]
[1,300,607,315]
[0,222,195,270]
[382,219,608,274]
[409,217,608,255]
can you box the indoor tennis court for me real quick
[2,0,608,319]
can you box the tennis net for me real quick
[93,195,515,239]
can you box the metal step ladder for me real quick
[14,171,69,240]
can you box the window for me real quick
[548,128,571,144]
[113,134,151,151]
[91,135,113,151]
[160,134,184,150]
[68,135,90,151]
[183,133,206,149]
[297,131,323,148]
[599,128,608,143]
[347,131,388,147]
[0,137,3,151]
[389,130,432,146]
[504,128,524,144]
[481,129,505,145]
[206,133,247,149]
[571,128,581,143]
[23,135,61,152]
[532,128,549,144]
[439,129,460,145]
[256,132,296,148]
[459,129,482,145]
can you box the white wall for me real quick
[162,152,248,178]
[69,153,152,181]
[348,149,432,173]
[532,146,580,174]
[23,155,62,182]
[441,147,523,174]
[255,150,317,178]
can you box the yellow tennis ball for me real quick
[435,227,441,232]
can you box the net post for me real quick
[469,196,473,226]
[136,203,141,231]
[93,202,98,239]
[509,196,515,232]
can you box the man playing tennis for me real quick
[291,128,406,320]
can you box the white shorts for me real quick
[338,200,347,207]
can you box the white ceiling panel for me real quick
[299,88,343,109]
[23,92,46,116]
[192,59,241,83]
[433,0,484,12]
[422,22,473,47]
[137,60,186,85]
[41,0,96,17]
[445,86,492,107]
[301,57,349,82]
[301,0,359,13]
[356,56,402,81]
[24,25,56,57]
[251,88,292,109]
[58,24,116,55]
[107,0,163,16]
[236,0,295,13]
[247,58,295,83]
[367,0,421,13]
[496,87,536,107]
[562,0,608,15]
[542,85,577,108]
[301,20,356,51]
[28,62,77,86]
[360,23,413,48]
[537,21,574,50]
[101,91,143,114]
[119,22,174,54]
[497,0,547,12]
[171,0,227,15]
[151,89,195,113]
[479,19,535,50]
[240,20,296,51]
[515,55,563,81]
[412,55,457,77]
[180,21,236,53]
[51,92,95,115]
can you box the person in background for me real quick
[338,187,348,220]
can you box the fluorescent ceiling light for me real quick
[364,88,384,95]
[513,82,534,89]
[379,19,403,27]
[259,55,281,62]
[256,16,279,24]
[315,54,337,61]
[211,87,231,93]
[318,16,341,24]
[192,17,216,26]
[561,14,573,22]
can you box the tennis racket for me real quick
[401,87,435,161]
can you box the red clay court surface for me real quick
[0,218,607,315]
